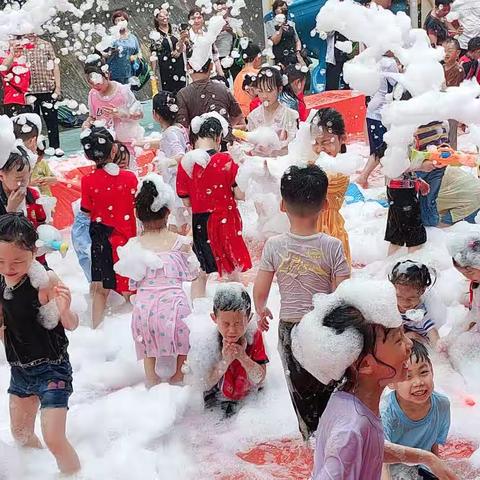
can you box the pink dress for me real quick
[130,238,197,360]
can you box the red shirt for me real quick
[459,54,480,82]
[0,55,31,105]
[249,97,262,113]
[297,92,309,122]
[176,151,239,214]
[81,168,137,240]
[219,330,268,401]
[26,188,46,228]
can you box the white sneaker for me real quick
[55,148,65,157]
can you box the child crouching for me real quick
[203,285,268,417]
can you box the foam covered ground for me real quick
[1,141,480,480]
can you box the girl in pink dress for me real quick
[115,174,199,386]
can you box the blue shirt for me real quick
[107,34,140,82]
[381,390,450,451]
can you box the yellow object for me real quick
[151,77,159,97]
[31,159,54,196]
[317,173,351,265]
[232,129,249,141]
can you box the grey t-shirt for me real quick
[259,232,350,322]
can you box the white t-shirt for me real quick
[456,0,480,49]
[366,56,398,122]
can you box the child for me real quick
[82,62,144,164]
[233,42,262,118]
[0,213,80,474]
[253,164,350,440]
[357,52,399,189]
[247,66,298,156]
[280,63,309,122]
[31,135,57,196]
[176,115,251,300]
[204,284,268,417]
[310,108,351,264]
[0,38,31,117]
[389,261,440,346]
[242,73,261,113]
[460,36,480,82]
[291,279,456,479]
[115,174,198,387]
[80,126,137,328]
[381,340,451,480]
[138,92,191,233]
[448,233,480,332]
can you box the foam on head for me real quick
[213,283,252,317]
[448,232,480,269]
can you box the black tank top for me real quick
[1,275,69,367]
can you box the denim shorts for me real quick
[8,359,73,409]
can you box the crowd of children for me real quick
[2,8,480,480]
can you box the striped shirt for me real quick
[414,121,449,151]
[401,302,435,337]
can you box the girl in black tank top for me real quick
[0,213,81,474]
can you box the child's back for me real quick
[260,232,349,321]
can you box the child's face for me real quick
[444,43,459,64]
[471,49,480,61]
[257,84,279,107]
[212,310,249,343]
[0,167,30,193]
[87,74,110,93]
[312,130,345,157]
[394,284,424,313]
[454,262,480,283]
[0,241,35,284]
[189,12,204,30]
[395,357,434,405]
[370,327,413,385]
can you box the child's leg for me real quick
[41,408,80,475]
[191,270,208,300]
[407,245,423,254]
[9,395,43,448]
[170,355,187,384]
[91,282,109,329]
[387,243,402,256]
[357,154,379,189]
[143,357,160,388]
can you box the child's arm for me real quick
[46,272,79,331]
[237,340,266,385]
[253,270,274,332]
[233,186,245,201]
[427,328,440,347]
[205,341,239,389]
[0,304,4,344]
[384,443,458,480]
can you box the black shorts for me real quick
[385,187,427,248]
[192,213,217,274]
[366,118,387,157]
[89,222,116,290]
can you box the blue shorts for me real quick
[8,360,73,409]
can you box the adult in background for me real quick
[325,31,350,91]
[24,34,62,155]
[176,58,245,143]
[265,0,303,68]
[213,0,241,81]
[105,10,140,85]
[423,0,460,47]
[150,7,187,94]
[455,0,480,53]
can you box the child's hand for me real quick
[222,341,242,364]
[418,178,430,196]
[257,308,273,332]
[6,188,26,213]
[54,284,72,316]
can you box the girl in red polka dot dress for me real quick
[80,127,137,328]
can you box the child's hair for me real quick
[197,116,224,140]
[37,135,47,156]
[1,146,31,173]
[311,108,347,154]
[467,37,480,53]
[188,6,203,19]
[242,73,258,92]
[323,305,395,391]
[282,64,309,102]
[135,179,170,224]
[410,338,432,367]
[449,234,480,269]
[443,37,461,51]
[84,63,109,79]
[152,91,178,125]
[435,0,452,5]
[112,141,130,167]
[280,164,329,216]
[256,66,284,92]
[80,126,115,167]
[389,260,433,292]
[12,117,39,144]
[0,213,38,252]
[112,9,129,24]
[213,284,252,317]
[241,42,261,64]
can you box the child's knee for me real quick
[11,425,33,445]
[43,429,68,455]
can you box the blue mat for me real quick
[345,183,388,208]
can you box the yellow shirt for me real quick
[32,159,54,196]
